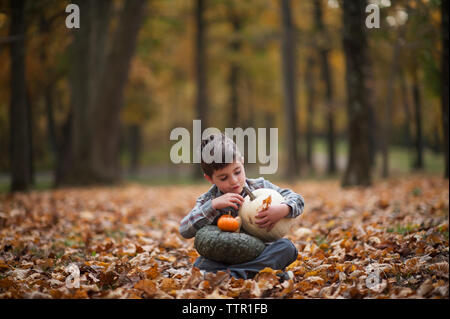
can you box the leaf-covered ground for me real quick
[0,175,448,299]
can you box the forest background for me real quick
[0,0,448,192]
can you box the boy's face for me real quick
[204,159,246,194]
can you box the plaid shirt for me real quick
[179,177,305,239]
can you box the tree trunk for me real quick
[367,98,377,168]
[57,0,146,186]
[412,67,424,170]
[38,13,60,183]
[9,0,30,192]
[91,0,147,183]
[194,0,208,179]
[314,0,336,174]
[265,112,275,155]
[244,76,255,129]
[56,0,111,185]
[44,83,58,165]
[381,29,403,178]
[195,0,208,126]
[442,0,449,178]
[227,5,241,129]
[280,0,300,179]
[305,55,316,170]
[26,88,35,185]
[400,68,413,168]
[55,109,73,186]
[228,62,239,129]
[128,124,141,175]
[341,0,372,187]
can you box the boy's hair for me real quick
[200,132,242,177]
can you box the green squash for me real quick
[194,225,266,264]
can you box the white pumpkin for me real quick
[238,188,294,242]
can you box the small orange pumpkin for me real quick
[217,213,240,232]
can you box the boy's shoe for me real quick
[276,271,294,283]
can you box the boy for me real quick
[179,133,305,280]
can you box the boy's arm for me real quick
[262,179,305,218]
[179,193,220,239]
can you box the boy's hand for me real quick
[211,193,244,210]
[255,204,290,232]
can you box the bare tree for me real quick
[400,67,413,168]
[381,26,405,178]
[341,0,372,187]
[195,0,208,127]
[9,0,30,192]
[305,54,316,170]
[56,0,147,186]
[314,0,336,174]
[442,0,449,178]
[193,0,209,179]
[280,0,300,179]
[226,2,242,130]
[412,65,424,170]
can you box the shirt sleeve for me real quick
[262,179,305,218]
[179,192,221,239]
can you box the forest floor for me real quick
[0,175,448,299]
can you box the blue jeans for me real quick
[193,238,298,279]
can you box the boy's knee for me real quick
[277,238,298,262]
